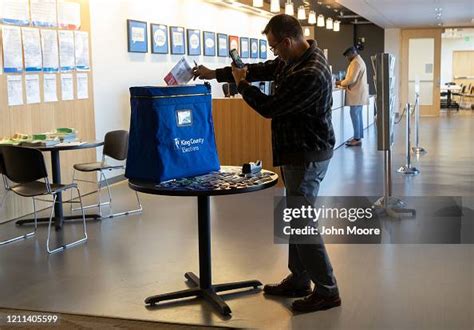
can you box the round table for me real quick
[129,166,278,316]
[16,141,104,229]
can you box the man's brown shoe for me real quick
[345,139,362,147]
[292,291,341,313]
[263,274,312,298]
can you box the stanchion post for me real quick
[412,93,426,154]
[398,103,420,175]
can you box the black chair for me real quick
[0,150,38,246]
[222,83,238,97]
[71,130,142,218]
[0,146,87,253]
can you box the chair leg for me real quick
[70,169,76,213]
[71,170,143,220]
[47,190,88,254]
[101,170,113,213]
[0,195,36,246]
[100,189,143,219]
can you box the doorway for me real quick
[401,29,442,116]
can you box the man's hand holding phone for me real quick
[231,63,248,85]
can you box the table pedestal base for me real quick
[16,214,101,228]
[145,272,262,315]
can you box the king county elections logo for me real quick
[174,138,180,150]
[154,29,166,47]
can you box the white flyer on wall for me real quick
[22,27,42,72]
[2,25,23,73]
[76,73,88,99]
[44,74,58,102]
[74,31,90,71]
[7,75,23,106]
[30,0,57,27]
[61,73,74,100]
[58,1,80,30]
[0,0,30,26]
[41,29,59,72]
[25,74,41,104]
[58,30,75,71]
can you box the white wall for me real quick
[89,0,274,177]
[441,36,474,84]
[384,28,401,113]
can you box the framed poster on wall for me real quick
[203,31,216,56]
[170,26,185,54]
[150,23,168,54]
[217,33,228,57]
[259,39,267,59]
[228,35,239,53]
[240,37,249,58]
[250,38,258,58]
[187,29,201,56]
[127,19,148,53]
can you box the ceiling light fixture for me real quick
[326,17,333,29]
[285,0,294,15]
[297,5,306,20]
[253,0,263,7]
[308,10,316,25]
[333,20,340,32]
[304,27,311,37]
[317,14,325,27]
[270,0,280,13]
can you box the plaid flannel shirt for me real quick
[216,40,335,166]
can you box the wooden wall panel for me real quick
[212,98,282,185]
[0,0,97,223]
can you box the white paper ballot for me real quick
[22,27,42,72]
[58,30,75,71]
[164,57,193,86]
[25,74,41,104]
[2,25,23,73]
[0,0,30,25]
[30,0,57,27]
[74,31,90,71]
[76,73,88,99]
[58,1,80,29]
[44,74,58,102]
[61,73,74,100]
[7,75,24,106]
[41,29,59,72]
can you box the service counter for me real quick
[212,90,375,180]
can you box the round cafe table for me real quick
[15,141,104,229]
[129,166,278,316]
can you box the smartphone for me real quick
[229,48,245,69]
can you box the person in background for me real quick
[337,46,369,147]
[193,14,340,313]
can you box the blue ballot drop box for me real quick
[126,83,220,182]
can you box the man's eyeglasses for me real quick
[269,39,284,53]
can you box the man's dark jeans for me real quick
[281,160,339,297]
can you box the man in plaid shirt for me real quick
[193,14,340,313]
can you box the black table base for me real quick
[145,272,262,315]
[16,214,101,228]
[144,195,262,316]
